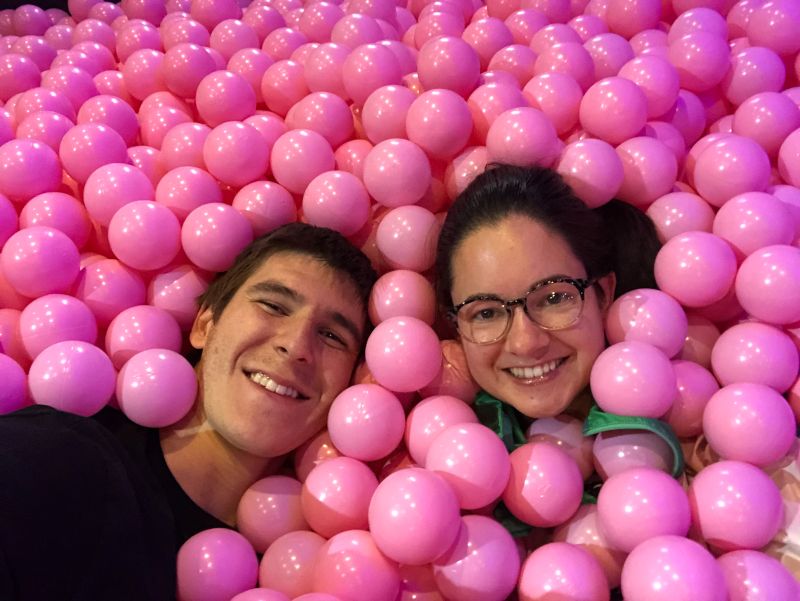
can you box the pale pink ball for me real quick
[417,36,480,98]
[262,27,308,61]
[579,76,647,145]
[668,32,729,93]
[467,82,528,142]
[736,245,800,325]
[155,166,221,221]
[28,340,115,416]
[232,181,296,237]
[259,530,325,598]
[0,354,27,414]
[108,201,182,271]
[368,467,461,565]
[645,191,715,242]
[404,394,478,465]
[593,430,673,479]
[303,43,349,99]
[733,91,800,158]
[361,85,415,144]
[597,467,690,552]
[406,89,473,160]
[270,128,334,195]
[327,383,405,461]
[147,264,210,330]
[487,44,537,87]
[533,42,595,91]
[18,191,91,251]
[196,70,256,127]
[712,192,793,261]
[177,528,258,601]
[363,139,431,208]
[105,304,182,370]
[590,341,677,417]
[555,138,624,208]
[83,162,155,227]
[301,456,378,537]
[606,288,688,358]
[522,72,583,135]
[662,359,719,437]
[375,205,440,272]
[181,203,253,273]
[59,122,129,185]
[615,136,678,208]
[502,441,583,527]
[203,121,269,187]
[19,294,98,360]
[654,232,737,308]
[302,170,369,236]
[689,460,783,552]
[284,91,353,148]
[236,476,308,554]
[693,135,771,208]
[160,122,211,171]
[341,43,401,106]
[445,145,490,201]
[0,226,80,298]
[486,106,560,167]
[518,542,609,601]
[368,269,436,326]
[0,138,62,203]
[718,550,800,601]
[74,258,146,328]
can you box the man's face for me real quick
[190,252,366,458]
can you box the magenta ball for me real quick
[721,46,785,107]
[19,192,92,250]
[0,354,27,414]
[259,530,325,598]
[590,341,676,417]
[702,382,795,467]
[736,245,800,325]
[177,528,258,601]
[363,138,431,208]
[486,106,560,167]
[433,516,521,601]
[147,264,210,331]
[156,166,222,221]
[733,91,800,158]
[0,193,17,249]
[518,542,610,601]
[579,76,648,145]
[598,468,690,553]
[302,170,370,237]
[404,394,478,465]
[368,467,461,565]
[365,316,441,393]
[105,304,182,370]
[109,201,182,271]
[417,36,480,98]
[236,476,307,554]
[326,383,405,461]
[375,205,439,272]
[406,89,473,160]
[270,128,334,195]
[615,136,678,208]
[28,340,115,416]
[74,259,146,328]
[285,91,353,148]
[83,162,155,227]
[196,70,256,127]
[467,82,528,142]
[592,430,673,480]
[312,530,400,601]
[693,134,771,208]
[654,232,737,308]
[301,456,378,538]
[341,43,401,106]
[689,460,784,552]
[502,441,583,528]
[555,138,624,208]
[663,359,719,438]
[181,203,253,273]
[606,288,688,358]
[1,226,80,298]
[160,121,212,171]
[77,94,139,147]
[718,550,799,601]
[203,121,269,187]
[59,122,129,184]
[368,269,436,326]
[361,85,415,144]
[117,348,197,427]
[19,294,98,359]
[645,191,716,242]
[668,32,729,93]
[231,180,296,237]
[710,322,798,392]
[621,535,727,601]
[0,53,41,102]
[0,139,61,202]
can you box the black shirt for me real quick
[0,405,226,601]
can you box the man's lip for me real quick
[243,368,311,400]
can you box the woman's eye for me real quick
[469,306,502,322]
[543,292,572,306]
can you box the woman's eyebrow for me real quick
[457,274,577,305]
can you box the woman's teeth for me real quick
[508,359,563,379]
[249,372,300,399]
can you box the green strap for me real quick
[473,390,528,453]
[582,405,685,478]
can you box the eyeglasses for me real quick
[450,276,596,345]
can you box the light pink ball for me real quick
[203,121,269,187]
[486,106,560,167]
[417,36,480,98]
[155,166,221,221]
[148,264,210,330]
[327,383,405,461]
[579,76,648,145]
[15,87,75,123]
[363,139,431,208]
[270,128,334,194]
[693,135,771,208]
[361,85,415,144]
[618,54,679,119]
[18,191,91,250]
[645,191,715,242]
[525,415,594,480]
[712,192,793,261]
[368,269,436,326]
[778,127,800,188]
[285,91,353,148]
[583,33,635,80]
[232,181,296,237]
[341,43,401,106]
[15,110,74,153]
[83,163,155,228]
[105,305,182,370]
[592,430,674,479]
[160,122,211,171]
[463,17,514,70]
[375,205,440,272]
[108,201,181,272]
[74,258,146,328]
[523,72,583,135]
[0,53,41,102]
[177,528,258,601]
[0,354,27,414]
[236,476,307,554]
[736,245,800,325]
[555,138,624,208]
[404,395,478,465]
[668,32,729,93]
[259,530,325,598]
[689,460,784,552]
[1,226,80,298]
[518,542,610,601]
[590,341,677,417]
[59,122,129,185]
[721,46,785,107]
[28,340,115,416]
[162,42,217,99]
[733,91,800,157]
[502,441,583,527]
[0,138,61,203]
[467,82,528,142]
[663,359,719,438]
[303,43,349,99]
[302,170,369,236]
[181,203,253,273]
[19,294,97,360]
[615,136,677,208]
[195,70,256,127]
[606,288,688,358]
[718,550,800,601]
[301,456,378,537]
[406,89,473,160]
[533,41,595,91]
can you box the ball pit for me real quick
[0,0,799,599]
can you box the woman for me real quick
[434,163,798,574]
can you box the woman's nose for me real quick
[504,306,551,356]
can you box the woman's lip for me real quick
[501,357,570,382]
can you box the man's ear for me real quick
[189,306,215,350]
[597,272,617,316]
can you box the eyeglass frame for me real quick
[448,276,597,345]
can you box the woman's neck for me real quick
[159,404,283,526]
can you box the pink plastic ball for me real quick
[227,49,273,104]
[693,135,771,208]
[606,288,688,357]
[518,542,609,601]
[190,0,242,31]
[139,104,193,149]
[0,139,61,203]
[326,383,405,461]
[363,139,431,208]
[668,32,729,93]
[502,441,583,527]
[203,121,269,187]
[15,87,75,123]
[0,193,16,249]
[28,340,115,416]
[270,128,334,194]
[593,430,673,479]
[406,89,473,160]
[583,33,635,80]
[195,70,256,127]
[161,17,211,49]
[259,530,325,598]
[0,354,27,414]
[416,36,480,98]
[620,535,727,601]
[605,0,661,37]
[312,530,400,601]
[618,55,679,120]
[19,294,97,359]
[703,382,795,467]
[445,145,490,201]
[83,162,155,227]
[579,76,647,145]
[736,245,800,325]
[522,72,582,135]
[74,258,146,328]
[717,550,799,601]
[15,110,74,153]
[433,515,520,601]
[615,136,678,208]
[778,127,800,188]
[59,123,129,185]
[41,66,99,113]
[117,348,196,427]
[645,191,715,242]
[208,19,258,62]
[181,203,253,273]
[555,138,623,208]
[341,43,401,107]
[236,476,307,554]
[361,85,415,144]
[467,82,528,142]
[462,17,514,70]
[231,590,289,601]
[662,359,719,437]
[712,192,793,261]
[162,43,217,99]
[525,415,594,480]
[533,42,595,91]
[368,269,436,326]
[487,44,537,86]
[285,91,353,149]
[375,205,441,273]
[368,467,461,565]
[177,528,258,601]
[231,180,296,237]
[108,201,181,271]
[654,232,737,308]
[404,395,478,465]
[504,9,548,44]
[147,264,209,330]
[105,304,182,369]
[121,49,167,101]
[689,460,783,552]
[677,313,720,367]
[0,53,40,102]
[298,2,343,43]
[486,107,560,167]
[303,43,349,99]
[733,92,800,158]
[155,166,221,221]
[721,46,785,107]
[262,27,308,61]
[1,226,80,298]
[711,321,798,392]
[590,341,677,417]
[0,309,29,368]
[597,467,690,552]
[301,456,378,537]
[329,13,381,49]
[77,94,139,147]
[302,171,369,236]
[160,122,211,171]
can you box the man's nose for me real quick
[504,306,551,356]
[273,315,315,363]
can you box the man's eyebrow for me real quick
[247,280,305,303]
[328,311,363,347]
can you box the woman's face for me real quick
[450,216,614,418]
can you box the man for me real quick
[0,223,377,600]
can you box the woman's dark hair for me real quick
[435,164,661,311]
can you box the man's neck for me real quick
[159,404,283,526]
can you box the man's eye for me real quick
[321,329,348,349]
[258,300,288,315]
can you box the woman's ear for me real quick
[598,272,617,316]
[189,306,214,350]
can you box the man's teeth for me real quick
[509,359,562,379]
[249,372,300,399]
